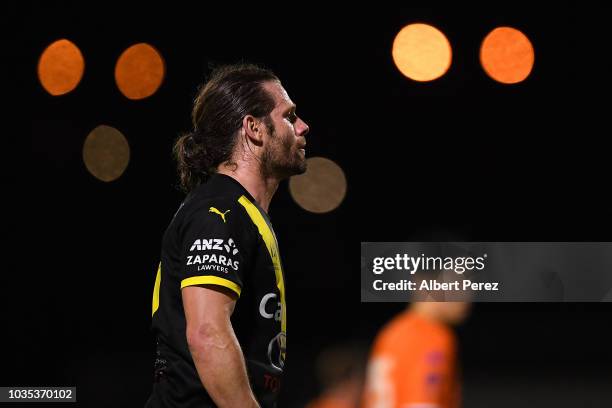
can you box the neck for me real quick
[217,162,280,213]
[410,302,443,322]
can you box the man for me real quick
[362,302,470,408]
[146,64,309,408]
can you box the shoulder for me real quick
[375,313,455,354]
[177,195,257,243]
[184,196,246,222]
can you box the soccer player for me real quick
[145,64,309,408]
[362,302,470,408]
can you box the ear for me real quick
[242,115,264,146]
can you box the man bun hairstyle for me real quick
[174,63,279,192]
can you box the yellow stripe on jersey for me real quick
[152,263,162,317]
[237,195,286,335]
[180,275,242,297]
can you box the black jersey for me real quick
[146,174,286,408]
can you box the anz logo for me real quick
[190,238,239,255]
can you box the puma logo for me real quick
[209,207,230,223]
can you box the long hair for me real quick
[174,64,278,192]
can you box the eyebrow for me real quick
[284,104,297,114]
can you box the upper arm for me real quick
[182,284,237,347]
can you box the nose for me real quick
[296,117,309,137]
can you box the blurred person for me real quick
[146,64,309,408]
[307,345,367,408]
[362,302,470,408]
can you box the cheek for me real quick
[270,132,291,155]
[279,124,297,147]
[282,136,294,153]
[281,122,294,137]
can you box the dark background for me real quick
[10,1,612,407]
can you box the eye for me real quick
[287,111,298,124]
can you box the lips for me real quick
[297,141,306,154]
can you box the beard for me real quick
[261,124,307,180]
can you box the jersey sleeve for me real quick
[178,199,252,297]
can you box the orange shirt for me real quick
[307,395,357,408]
[362,311,460,408]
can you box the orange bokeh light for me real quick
[480,27,534,84]
[38,39,85,96]
[392,23,452,82]
[115,43,165,100]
